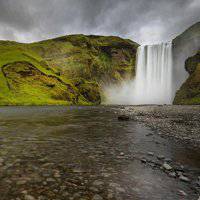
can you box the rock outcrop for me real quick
[173,22,200,104]
[174,50,200,104]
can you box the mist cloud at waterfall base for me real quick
[103,80,136,105]
[103,78,172,105]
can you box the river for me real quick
[0,106,199,200]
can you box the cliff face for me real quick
[174,51,200,104]
[173,22,200,104]
[0,35,138,105]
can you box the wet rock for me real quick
[179,175,190,182]
[118,115,130,121]
[178,190,187,197]
[72,168,85,173]
[0,158,4,163]
[38,196,46,200]
[146,133,153,136]
[62,191,70,197]
[119,152,124,156]
[46,178,56,182]
[141,159,147,163]
[148,152,154,156]
[163,163,172,170]
[24,195,35,200]
[54,171,61,178]
[93,180,104,186]
[89,186,99,192]
[92,194,103,200]
[107,192,114,199]
[164,158,172,163]
[109,182,125,193]
[16,180,27,185]
[168,172,176,178]
[157,155,165,160]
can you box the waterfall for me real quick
[133,42,173,104]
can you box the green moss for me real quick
[0,34,138,105]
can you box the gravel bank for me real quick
[121,105,200,147]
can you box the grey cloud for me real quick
[0,0,199,44]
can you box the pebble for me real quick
[16,180,27,185]
[157,155,165,160]
[179,175,190,182]
[178,190,187,196]
[148,152,154,156]
[141,159,147,163]
[168,172,176,178]
[93,180,104,186]
[118,115,130,121]
[89,186,99,192]
[164,158,172,163]
[92,194,103,200]
[46,178,56,182]
[24,195,35,200]
[163,163,172,170]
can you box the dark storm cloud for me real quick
[0,0,199,44]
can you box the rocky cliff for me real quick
[0,35,138,105]
[173,22,200,104]
[174,50,200,104]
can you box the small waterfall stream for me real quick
[133,42,173,104]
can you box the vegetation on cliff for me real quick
[0,35,138,105]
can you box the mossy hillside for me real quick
[29,34,138,83]
[0,42,99,105]
[0,34,138,105]
[174,50,200,105]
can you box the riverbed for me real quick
[0,106,199,200]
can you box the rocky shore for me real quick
[120,105,200,147]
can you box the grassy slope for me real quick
[0,35,138,105]
[174,50,200,104]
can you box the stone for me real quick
[24,195,35,200]
[163,163,172,170]
[179,175,190,182]
[62,191,70,197]
[157,155,165,160]
[89,187,99,192]
[148,152,154,156]
[178,190,187,196]
[46,178,56,182]
[164,158,172,163]
[141,159,147,163]
[92,194,103,200]
[16,180,27,185]
[168,172,176,178]
[93,180,104,186]
[146,133,153,136]
[118,115,130,121]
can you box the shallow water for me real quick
[0,106,199,200]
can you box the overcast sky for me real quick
[0,0,199,44]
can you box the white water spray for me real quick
[104,42,173,105]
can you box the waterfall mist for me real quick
[104,42,173,105]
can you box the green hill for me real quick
[0,35,138,105]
